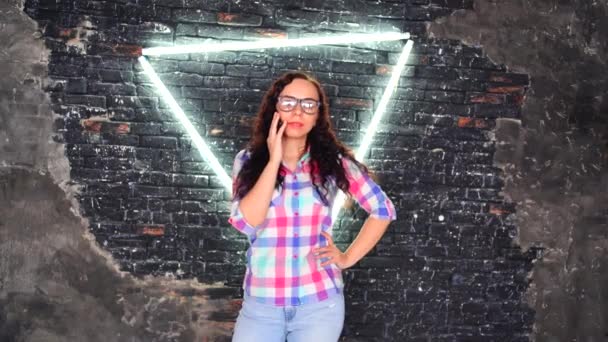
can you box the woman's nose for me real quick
[292,102,304,116]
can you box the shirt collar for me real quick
[299,146,311,164]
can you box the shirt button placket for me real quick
[292,172,301,304]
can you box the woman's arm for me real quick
[315,217,391,269]
[233,112,287,228]
[238,159,281,227]
[343,216,391,266]
[314,155,397,268]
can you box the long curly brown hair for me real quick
[234,71,369,205]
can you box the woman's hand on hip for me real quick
[314,232,356,269]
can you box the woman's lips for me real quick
[287,122,303,128]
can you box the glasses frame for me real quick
[276,95,321,115]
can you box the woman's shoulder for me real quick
[235,148,252,161]
[337,152,355,165]
[337,153,369,177]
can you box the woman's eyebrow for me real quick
[280,94,320,101]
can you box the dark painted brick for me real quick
[86,56,134,71]
[176,61,225,75]
[180,188,224,201]
[203,76,248,88]
[271,57,332,72]
[64,95,106,107]
[101,133,139,146]
[139,59,178,73]
[338,86,382,99]
[141,136,178,149]
[173,36,219,46]
[235,52,267,65]
[416,66,460,79]
[88,82,137,96]
[65,78,87,94]
[129,122,162,135]
[430,0,474,9]
[132,185,177,198]
[191,51,238,64]
[249,78,272,90]
[226,65,270,78]
[180,161,214,173]
[170,174,209,187]
[159,72,204,86]
[108,96,159,108]
[171,9,217,23]
[175,23,197,36]
[85,68,134,83]
[424,90,466,103]
[332,61,376,74]
[196,24,244,39]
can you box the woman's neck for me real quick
[282,137,307,162]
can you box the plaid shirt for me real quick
[228,148,396,306]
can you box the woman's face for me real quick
[275,78,320,140]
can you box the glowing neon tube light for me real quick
[143,32,410,56]
[139,32,414,228]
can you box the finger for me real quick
[269,112,279,139]
[315,246,337,255]
[315,251,335,259]
[314,248,334,255]
[321,231,334,245]
[276,117,287,140]
[320,259,334,267]
[319,255,334,262]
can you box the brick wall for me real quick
[24,0,537,340]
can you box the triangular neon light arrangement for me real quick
[138,32,414,225]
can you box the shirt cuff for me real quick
[369,197,397,221]
[228,202,257,239]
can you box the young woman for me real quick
[228,71,397,341]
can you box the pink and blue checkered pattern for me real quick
[228,148,396,306]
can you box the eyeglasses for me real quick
[277,95,320,115]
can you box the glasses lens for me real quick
[279,96,297,111]
[277,96,319,114]
[301,100,318,113]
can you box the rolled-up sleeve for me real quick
[228,149,257,239]
[341,156,397,221]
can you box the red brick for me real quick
[58,28,78,39]
[112,44,142,57]
[80,118,131,134]
[469,94,504,104]
[138,225,165,236]
[217,12,262,26]
[218,13,238,22]
[376,65,393,75]
[116,123,130,134]
[334,97,373,109]
[457,117,490,129]
[512,93,526,106]
[251,28,287,39]
[487,86,525,94]
[489,204,515,216]
[81,118,103,132]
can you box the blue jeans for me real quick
[232,293,345,342]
